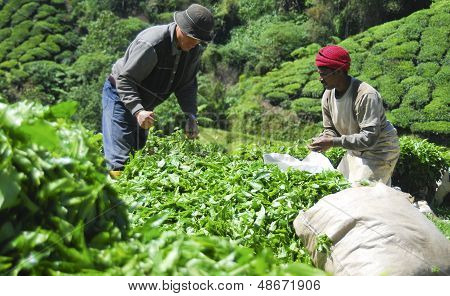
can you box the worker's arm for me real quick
[333,93,382,151]
[175,56,200,117]
[308,92,339,152]
[116,41,158,115]
[321,93,339,138]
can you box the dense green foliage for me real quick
[0,100,127,275]
[230,1,449,142]
[392,137,449,199]
[118,131,349,263]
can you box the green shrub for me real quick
[18,53,33,63]
[397,11,429,40]
[30,21,60,35]
[7,34,45,61]
[324,147,346,168]
[432,65,450,86]
[376,75,403,109]
[0,40,12,61]
[69,81,104,132]
[50,0,66,4]
[34,4,57,20]
[400,76,427,90]
[401,83,431,109]
[22,61,68,104]
[361,55,384,79]
[392,137,448,198]
[27,47,51,60]
[77,12,147,57]
[348,52,368,76]
[9,68,29,84]
[291,97,322,117]
[264,91,289,105]
[418,27,448,62]
[237,0,276,21]
[9,20,33,46]
[256,21,308,75]
[432,85,450,100]
[367,20,402,42]
[383,60,416,81]
[0,27,11,42]
[357,35,375,48]
[0,59,18,70]
[39,41,61,55]
[417,62,440,78]
[429,10,450,27]
[301,80,323,98]
[423,96,450,121]
[71,52,113,84]
[371,33,407,55]
[291,43,321,59]
[55,50,74,64]
[282,83,301,96]
[0,1,16,28]
[411,121,450,135]
[335,38,365,53]
[389,107,424,128]
[382,41,419,60]
[10,2,39,25]
[46,34,68,48]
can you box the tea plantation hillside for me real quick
[0,0,78,101]
[0,0,147,130]
[229,0,449,143]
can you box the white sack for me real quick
[293,183,450,275]
[263,152,334,174]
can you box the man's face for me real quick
[176,27,201,51]
[317,66,341,90]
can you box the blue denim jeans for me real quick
[102,79,147,170]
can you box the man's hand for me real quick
[185,114,199,139]
[136,110,155,129]
[308,136,334,152]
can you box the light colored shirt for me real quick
[321,77,397,155]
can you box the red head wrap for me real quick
[315,45,351,72]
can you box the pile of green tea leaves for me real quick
[117,131,350,264]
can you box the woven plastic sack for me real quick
[293,183,450,275]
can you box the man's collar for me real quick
[169,22,181,55]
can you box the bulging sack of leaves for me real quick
[293,183,450,275]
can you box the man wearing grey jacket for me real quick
[102,4,214,174]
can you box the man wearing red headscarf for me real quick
[308,45,400,185]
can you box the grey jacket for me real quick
[111,22,201,116]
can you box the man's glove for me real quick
[185,113,199,139]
